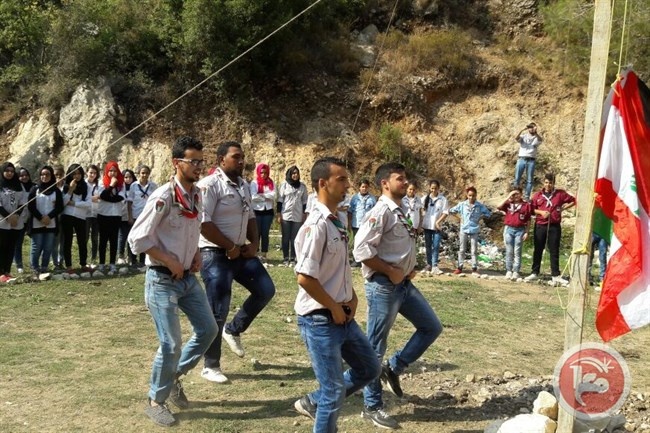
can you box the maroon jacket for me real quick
[530,189,576,225]
[498,201,533,228]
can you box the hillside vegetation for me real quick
[1,0,649,197]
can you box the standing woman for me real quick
[0,162,26,282]
[97,162,126,275]
[28,166,64,275]
[276,166,308,266]
[13,167,34,273]
[250,163,275,262]
[117,168,135,265]
[61,164,91,272]
[85,165,101,266]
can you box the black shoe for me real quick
[361,407,400,429]
[168,378,189,409]
[144,399,176,427]
[294,395,316,420]
[381,361,403,397]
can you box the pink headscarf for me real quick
[255,163,274,193]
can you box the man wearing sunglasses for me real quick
[353,162,443,430]
[197,141,276,384]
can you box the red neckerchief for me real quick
[172,178,198,219]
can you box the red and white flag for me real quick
[595,70,650,342]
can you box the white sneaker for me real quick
[431,266,444,275]
[420,265,432,274]
[17,267,24,274]
[504,271,513,280]
[201,367,228,383]
[222,332,245,357]
[117,257,126,265]
[524,273,538,282]
[552,275,569,286]
[512,272,521,280]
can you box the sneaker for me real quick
[294,395,316,421]
[144,399,176,427]
[281,260,290,267]
[380,361,403,397]
[471,270,481,277]
[552,275,569,286]
[419,265,432,274]
[431,266,443,275]
[222,331,245,357]
[17,267,24,274]
[201,367,228,383]
[524,273,538,282]
[453,268,462,275]
[168,378,189,409]
[361,407,400,430]
[0,275,10,283]
[117,257,126,265]
[594,282,603,292]
[512,272,521,280]
[504,271,512,279]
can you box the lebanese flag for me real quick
[595,70,650,342]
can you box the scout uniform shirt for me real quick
[294,201,353,316]
[128,177,201,270]
[353,195,417,280]
[422,193,449,231]
[197,167,254,249]
[277,181,308,222]
[530,189,575,226]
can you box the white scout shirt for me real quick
[421,193,449,230]
[197,167,254,248]
[401,195,423,230]
[128,178,201,270]
[277,181,308,222]
[294,201,353,316]
[131,180,158,219]
[353,195,417,280]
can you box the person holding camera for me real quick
[513,122,543,200]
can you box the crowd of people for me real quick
[0,161,159,282]
[0,126,606,431]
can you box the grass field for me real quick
[1,236,648,432]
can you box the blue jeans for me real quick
[30,231,55,272]
[281,219,303,261]
[144,269,218,403]
[363,274,443,409]
[423,229,442,267]
[13,228,27,268]
[200,249,275,369]
[503,226,526,273]
[255,211,274,253]
[298,313,380,433]
[590,233,608,281]
[514,157,536,198]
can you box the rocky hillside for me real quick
[1,0,588,205]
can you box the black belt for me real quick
[370,272,410,284]
[149,266,191,277]
[200,247,227,253]
[519,156,536,161]
[302,305,351,317]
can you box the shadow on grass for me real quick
[405,384,548,424]
[180,396,303,421]
[224,362,314,381]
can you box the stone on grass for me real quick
[533,391,558,420]
[52,274,64,281]
[118,267,129,275]
[497,414,556,433]
[80,272,91,279]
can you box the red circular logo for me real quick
[553,343,631,420]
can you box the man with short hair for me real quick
[130,165,158,267]
[198,141,276,384]
[128,136,219,427]
[513,122,543,199]
[353,162,443,430]
[525,173,575,285]
[293,157,380,433]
